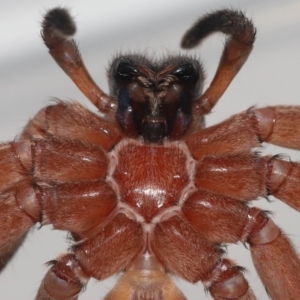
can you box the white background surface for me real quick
[0,0,300,299]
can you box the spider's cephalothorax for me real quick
[109,56,203,142]
[1,7,300,300]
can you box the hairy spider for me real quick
[1,6,300,300]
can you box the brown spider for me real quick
[1,6,300,300]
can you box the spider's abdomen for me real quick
[109,140,193,222]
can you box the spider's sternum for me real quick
[106,138,197,223]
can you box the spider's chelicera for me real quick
[1,7,300,300]
[110,56,201,142]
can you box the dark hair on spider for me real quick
[42,7,76,38]
[181,9,256,49]
[106,53,204,142]
[107,53,204,96]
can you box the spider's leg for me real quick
[36,214,144,299]
[182,191,300,299]
[185,105,300,158]
[19,101,122,150]
[264,155,300,212]
[150,214,256,299]
[185,105,300,212]
[41,8,116,115]
[181,10,256,126]
[251,105,300,150]
[0,142,40,270]
[247,209,300,300]
[183,189,250,245]
[184,108,260,158]
[35,254,89,300]
[186,145,266,202]
[206,259,256,300]
[0,233,27,272]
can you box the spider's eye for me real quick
[173,62,198,84]
[115,60,138,81]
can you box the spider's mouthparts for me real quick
[142,117,167,143]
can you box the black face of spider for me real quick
[108,55,203,143]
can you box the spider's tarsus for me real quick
[42,8,76,39]
[181,9,255,49]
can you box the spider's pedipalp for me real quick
[181,9,255,49]
[42,7,76,39]
[41,8,115,115]
[181,9,256,131]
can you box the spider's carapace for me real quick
[1,7,300,300]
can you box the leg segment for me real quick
[185,105,300,211]
[0,142,29,191]
[181,10,256,124]
[182,189,249,244]
[0,234,27,272]
[194,152,266,201]
[206,259,256,300]
[36,180,117,237]
[0,142,40,269]
[151,215,223,283]
[35,254,90,300]
[42,9,116,115]
[72,213,144,280]
[182,192,300,299]
[33,137,108,183]
[253,106,300,149]
[36,213,144,299]
[1,182,38,236]
[20,101,122,150]
[185,105,300,158]
[247,209,300,300]
[19,120,119,237]
[266,155,300,212]
[191,148,300,213]
[150,214,256,299]
[185,110,260,159]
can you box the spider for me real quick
[1,6,300,300]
